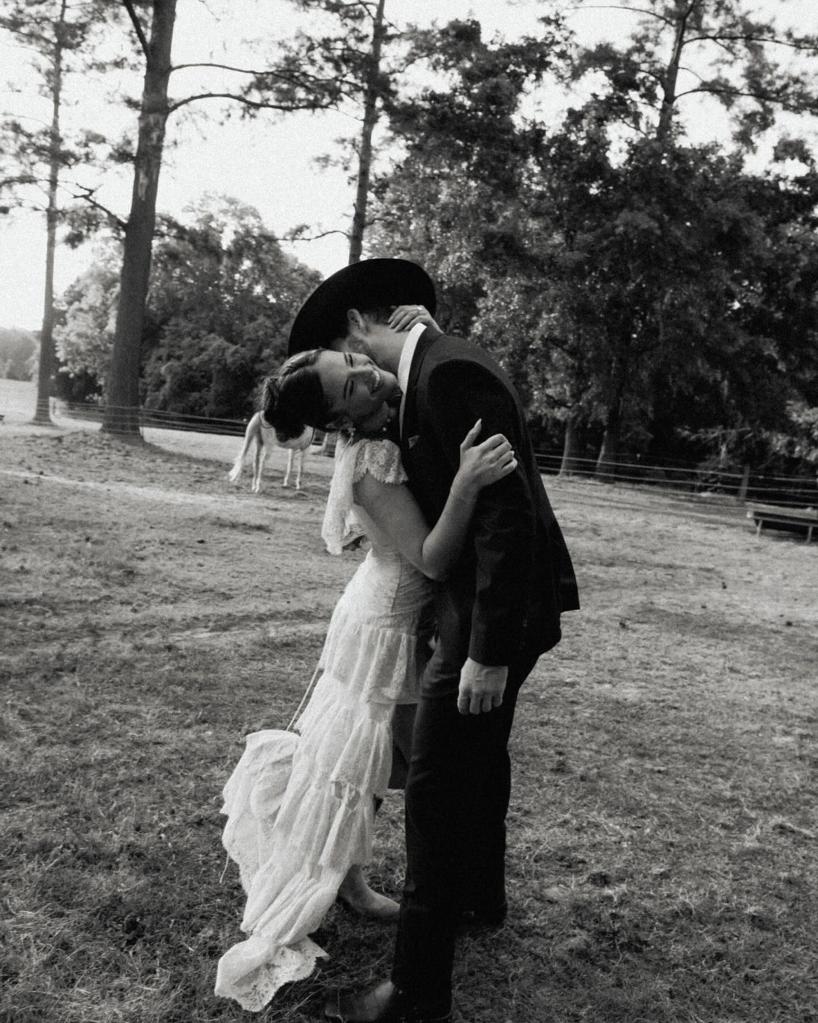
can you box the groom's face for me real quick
[329,307,377,360]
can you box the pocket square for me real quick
[407,434,420,449]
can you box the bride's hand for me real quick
[452,420,516,499]
[388,304,440,332]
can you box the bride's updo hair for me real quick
[262,349,336,442]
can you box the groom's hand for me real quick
[457,658,508,715]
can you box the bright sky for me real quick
[1,0,816,331]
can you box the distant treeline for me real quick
[0,328,37,381]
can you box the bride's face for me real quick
[318,351,400,431]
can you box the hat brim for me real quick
[288,258,436,356]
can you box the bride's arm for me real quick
[353,422,516,581]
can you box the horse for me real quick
[228,413,314,492]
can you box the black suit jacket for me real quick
[400,327,579,673]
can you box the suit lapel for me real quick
[401,326,440,462]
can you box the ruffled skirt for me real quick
[215,550,432,1011]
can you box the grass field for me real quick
[1,379,817,1023]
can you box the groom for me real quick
[287,258,579,1023]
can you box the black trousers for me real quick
[391,647,540,1003]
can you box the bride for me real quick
[215,327,516,1011]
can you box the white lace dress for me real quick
[215,436,433,1012]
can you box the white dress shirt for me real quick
[397,322,426,437]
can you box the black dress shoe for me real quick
[459,900,508,929]
[324,979,451,1022]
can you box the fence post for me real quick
[738,464,750,502]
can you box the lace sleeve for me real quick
[351,439,407,486]
[321,438,407,555]
[321,436,357,556]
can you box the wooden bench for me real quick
[747,503,818,543]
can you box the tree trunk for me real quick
[347,0,386,265]
[559,414,583,476]
[32,0,67,426]
[596,358,625,480]
[738,463,750,502]
[595,421,620,480]
[656,2,695,144]
[103,0,176,438]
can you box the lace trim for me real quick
[351,437,406,485]
[215,933,326,1012]
[321,436,406,555]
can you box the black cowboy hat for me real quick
[288,257,437,356]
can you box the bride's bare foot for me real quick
[337,865,400,921]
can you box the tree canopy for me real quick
[368,5,818,475]
[4,0,818,479]
[55,198,320,419]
